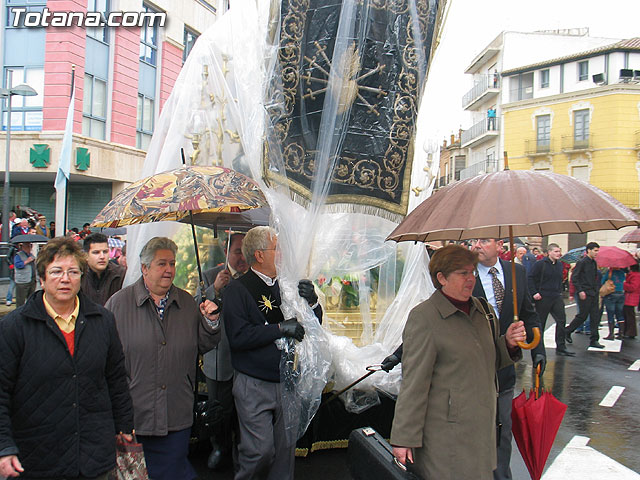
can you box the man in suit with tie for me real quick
[471,238,546,480]
[197,233,248,470]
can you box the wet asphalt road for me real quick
[190,301,640,480]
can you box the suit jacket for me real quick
[197,265,233,381]
[473,259,545,392]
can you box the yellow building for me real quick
[501,38,640,248]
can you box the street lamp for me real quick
[1,71,37,242]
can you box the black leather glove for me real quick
[279,319,305,342]
[298,279,318,305]
[381,354,400,372]
[533,353,547,376]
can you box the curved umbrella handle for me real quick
[517,326,540,350]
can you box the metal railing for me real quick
[524,138,554,155]
[459,157,499,180]
[461,117,500,145]
[561,134,593,151]
[601,189,640,209]
[462,73,500,108]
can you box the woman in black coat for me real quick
[0,237,134,479]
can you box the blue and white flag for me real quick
[55,86,75,190]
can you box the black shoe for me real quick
[589,341,605,349]
[556,347,576,356]
[565,331,573,344]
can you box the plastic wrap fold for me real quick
[119,0,446,440]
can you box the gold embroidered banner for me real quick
[264,0,444,220]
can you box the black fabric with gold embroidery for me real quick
[264,0,443,220]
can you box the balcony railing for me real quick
[601,189,640,209]
[561,134,593,151]
[462,73,500,108]
[459,157,499,180]
[524,138,554,155]
[461,117,500,146]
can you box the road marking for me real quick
[542,435,640,479]
[599,386,625,407]
[587,326,622,352]
[629,360,640,371]
[544,323,557,348]
[564,303,576,309]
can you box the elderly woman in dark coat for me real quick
[0,237,133,480]
[391,245,525,480]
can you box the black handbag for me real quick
[193,397,224,440]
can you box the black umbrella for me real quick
[10,234,49,244]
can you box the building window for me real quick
[536,115,551,153]
[540,69,549,88]
[6,2,46,27]
[574,109,590,148]
[2,66,44,131]
[183,27,199,63]
[137,94,154,150]
[578,61,589,81]
[82,73,107,140]
[86,0,109,43]
[140,3,159,65]
[509,72,533,102]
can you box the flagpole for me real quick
[54,65,75,237]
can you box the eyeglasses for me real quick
[451,269,478,278]
[468,239,493,245]
[47,269,82,279]
[258,248,277,251]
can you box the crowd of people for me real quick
[1,225,639,480]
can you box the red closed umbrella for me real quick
[511,366,567,480]
[596,246,637,268]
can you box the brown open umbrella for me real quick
[619,228,640,244]
[387,158,640,349]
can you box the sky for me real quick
[418,0,640,146]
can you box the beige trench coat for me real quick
[105,277,220,436]
[390,290,521,480]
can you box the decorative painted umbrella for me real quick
[619,228,640,244]
[559,247,585,264]
[387,159,640,350]
[92,161,268,300]
[92,165,267,228]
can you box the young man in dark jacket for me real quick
[81,233,125,305]
[0,237,133,479]
[528,243,575,356]
[565,242,604,348]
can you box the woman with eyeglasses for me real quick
[0,237,134,480]
[390,244,526,479]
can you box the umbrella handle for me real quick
[535,363,541,400]
[517,327,540,350]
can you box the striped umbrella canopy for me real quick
[92,166,267,228]
[619,228,640,244]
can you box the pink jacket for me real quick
[623,270,640,306]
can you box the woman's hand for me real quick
[392,446,413,466]
[0,455,24,477]
[505,320,526,348]
[117,432,134,442]
[200,299,220,322]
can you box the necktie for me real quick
[489,266,504,314]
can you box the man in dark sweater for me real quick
[528,243,575,356]
[565,242,604,348]
[80,233,125,305]
[223,226,321,480]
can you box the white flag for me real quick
[55,86,75,190]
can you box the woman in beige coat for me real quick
[391,245,525,480]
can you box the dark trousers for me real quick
[137,428,196,480]
[15,280,36,307]
[233,371,295,480]
[567,294,601,342]
[534,296,566,349]
[493,388,514,480]
[624,305,638,337]
[206,376,235,451]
